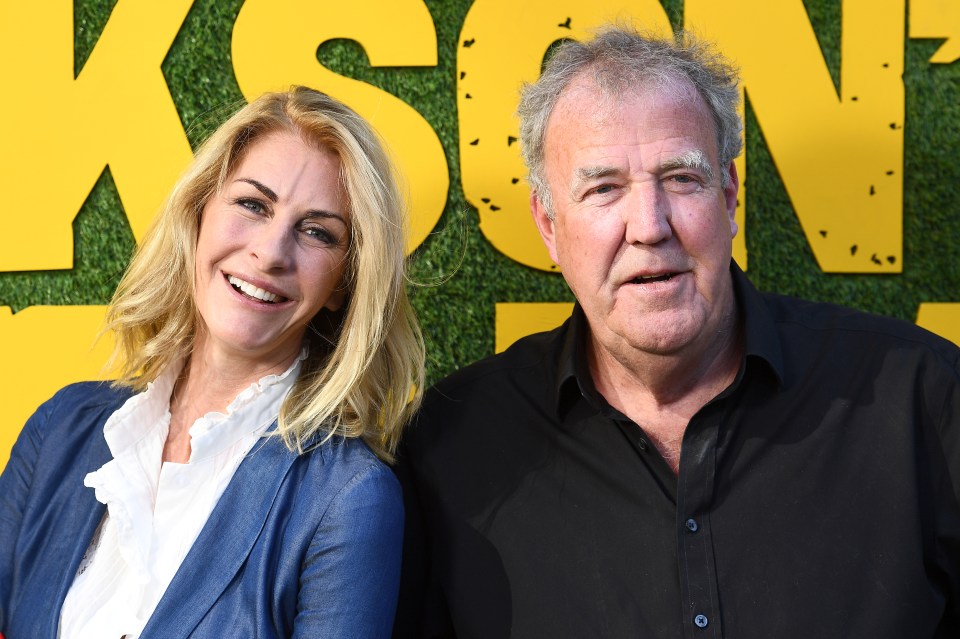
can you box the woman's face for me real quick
[193,130,350,369]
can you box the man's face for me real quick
[532,75,739,362]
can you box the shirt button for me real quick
[694,614,709,628]
[637,438,648,451]
[685,518,699,533]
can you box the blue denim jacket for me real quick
[0,382,403,638]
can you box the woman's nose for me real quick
[249,219,295,270]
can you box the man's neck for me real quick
[588,313,743,474]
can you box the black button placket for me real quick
[676,400,725,638]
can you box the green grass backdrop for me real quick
[0,0,956,385]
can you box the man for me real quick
[397,27,960,638]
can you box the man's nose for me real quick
[623,184,673,245]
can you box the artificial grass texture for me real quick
[0,0,956,386]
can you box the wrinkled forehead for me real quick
[555,70,707,126]
[544,73,720,171]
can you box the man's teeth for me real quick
[227,275,281,303]
[632,273,674,284]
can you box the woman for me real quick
[0,87,424,638]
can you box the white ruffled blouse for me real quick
[57,354,304,639]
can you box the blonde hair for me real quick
[105,87,424,462]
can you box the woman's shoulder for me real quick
[26,382,133,437]
[41,381,131,408]
[293,436,401,505]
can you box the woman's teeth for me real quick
[227,275,281,303]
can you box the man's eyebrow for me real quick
[236,178,278,202]
[660,149,714,182]
[570,165,623,196]
[576,165,622,182]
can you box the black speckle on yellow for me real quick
[463,38,475,48]
[490,205,501,211]
[511,178,520,184]
[882,62,889,68]
[460,71,466,80]
[819,230,828,238]
[507,136,518,146]
[871,253,882,265]
[559,17,572,29]
[481,197,491,204]
[470,138,479,146]
[465,93,472,99]
[851,96,858,101]
[870,185,875,195]
[851,245,858,256]
[887,255,896,264]
[886,170,894,176]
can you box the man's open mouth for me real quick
[630,273,675,284]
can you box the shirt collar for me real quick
[730,261,784,386]
[101,349,306,463]
[553,260,784,418]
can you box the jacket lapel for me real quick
[140,432,299,637]
[39,403,115,639]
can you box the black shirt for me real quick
[397,267,960,639]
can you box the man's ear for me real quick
[723,162,740,238]
[530,191,560,265]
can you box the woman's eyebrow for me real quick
[236,177,278,202]
[304,210,348,226]
[235,177,348,225]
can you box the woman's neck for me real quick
[162,333,301,463]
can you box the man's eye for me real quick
[591,184,617,195]
[665,174,702,192]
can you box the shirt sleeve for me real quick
[0,390,57,631]
[932,351,960,629]
[392,438,457,639]
[293,460,404,639]
[938,353,960,502]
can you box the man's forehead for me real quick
[552,71,702,121]
[544,74,718,166]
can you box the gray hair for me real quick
[517,27,743,217]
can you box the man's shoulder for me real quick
[409,321,570,443]
[427,322,565,402]
[760,291,959,365]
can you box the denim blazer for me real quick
[0,382,403,638]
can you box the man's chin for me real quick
[593,310,705,359]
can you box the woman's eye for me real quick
[236,198,265,214]
[302,225,336,245]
